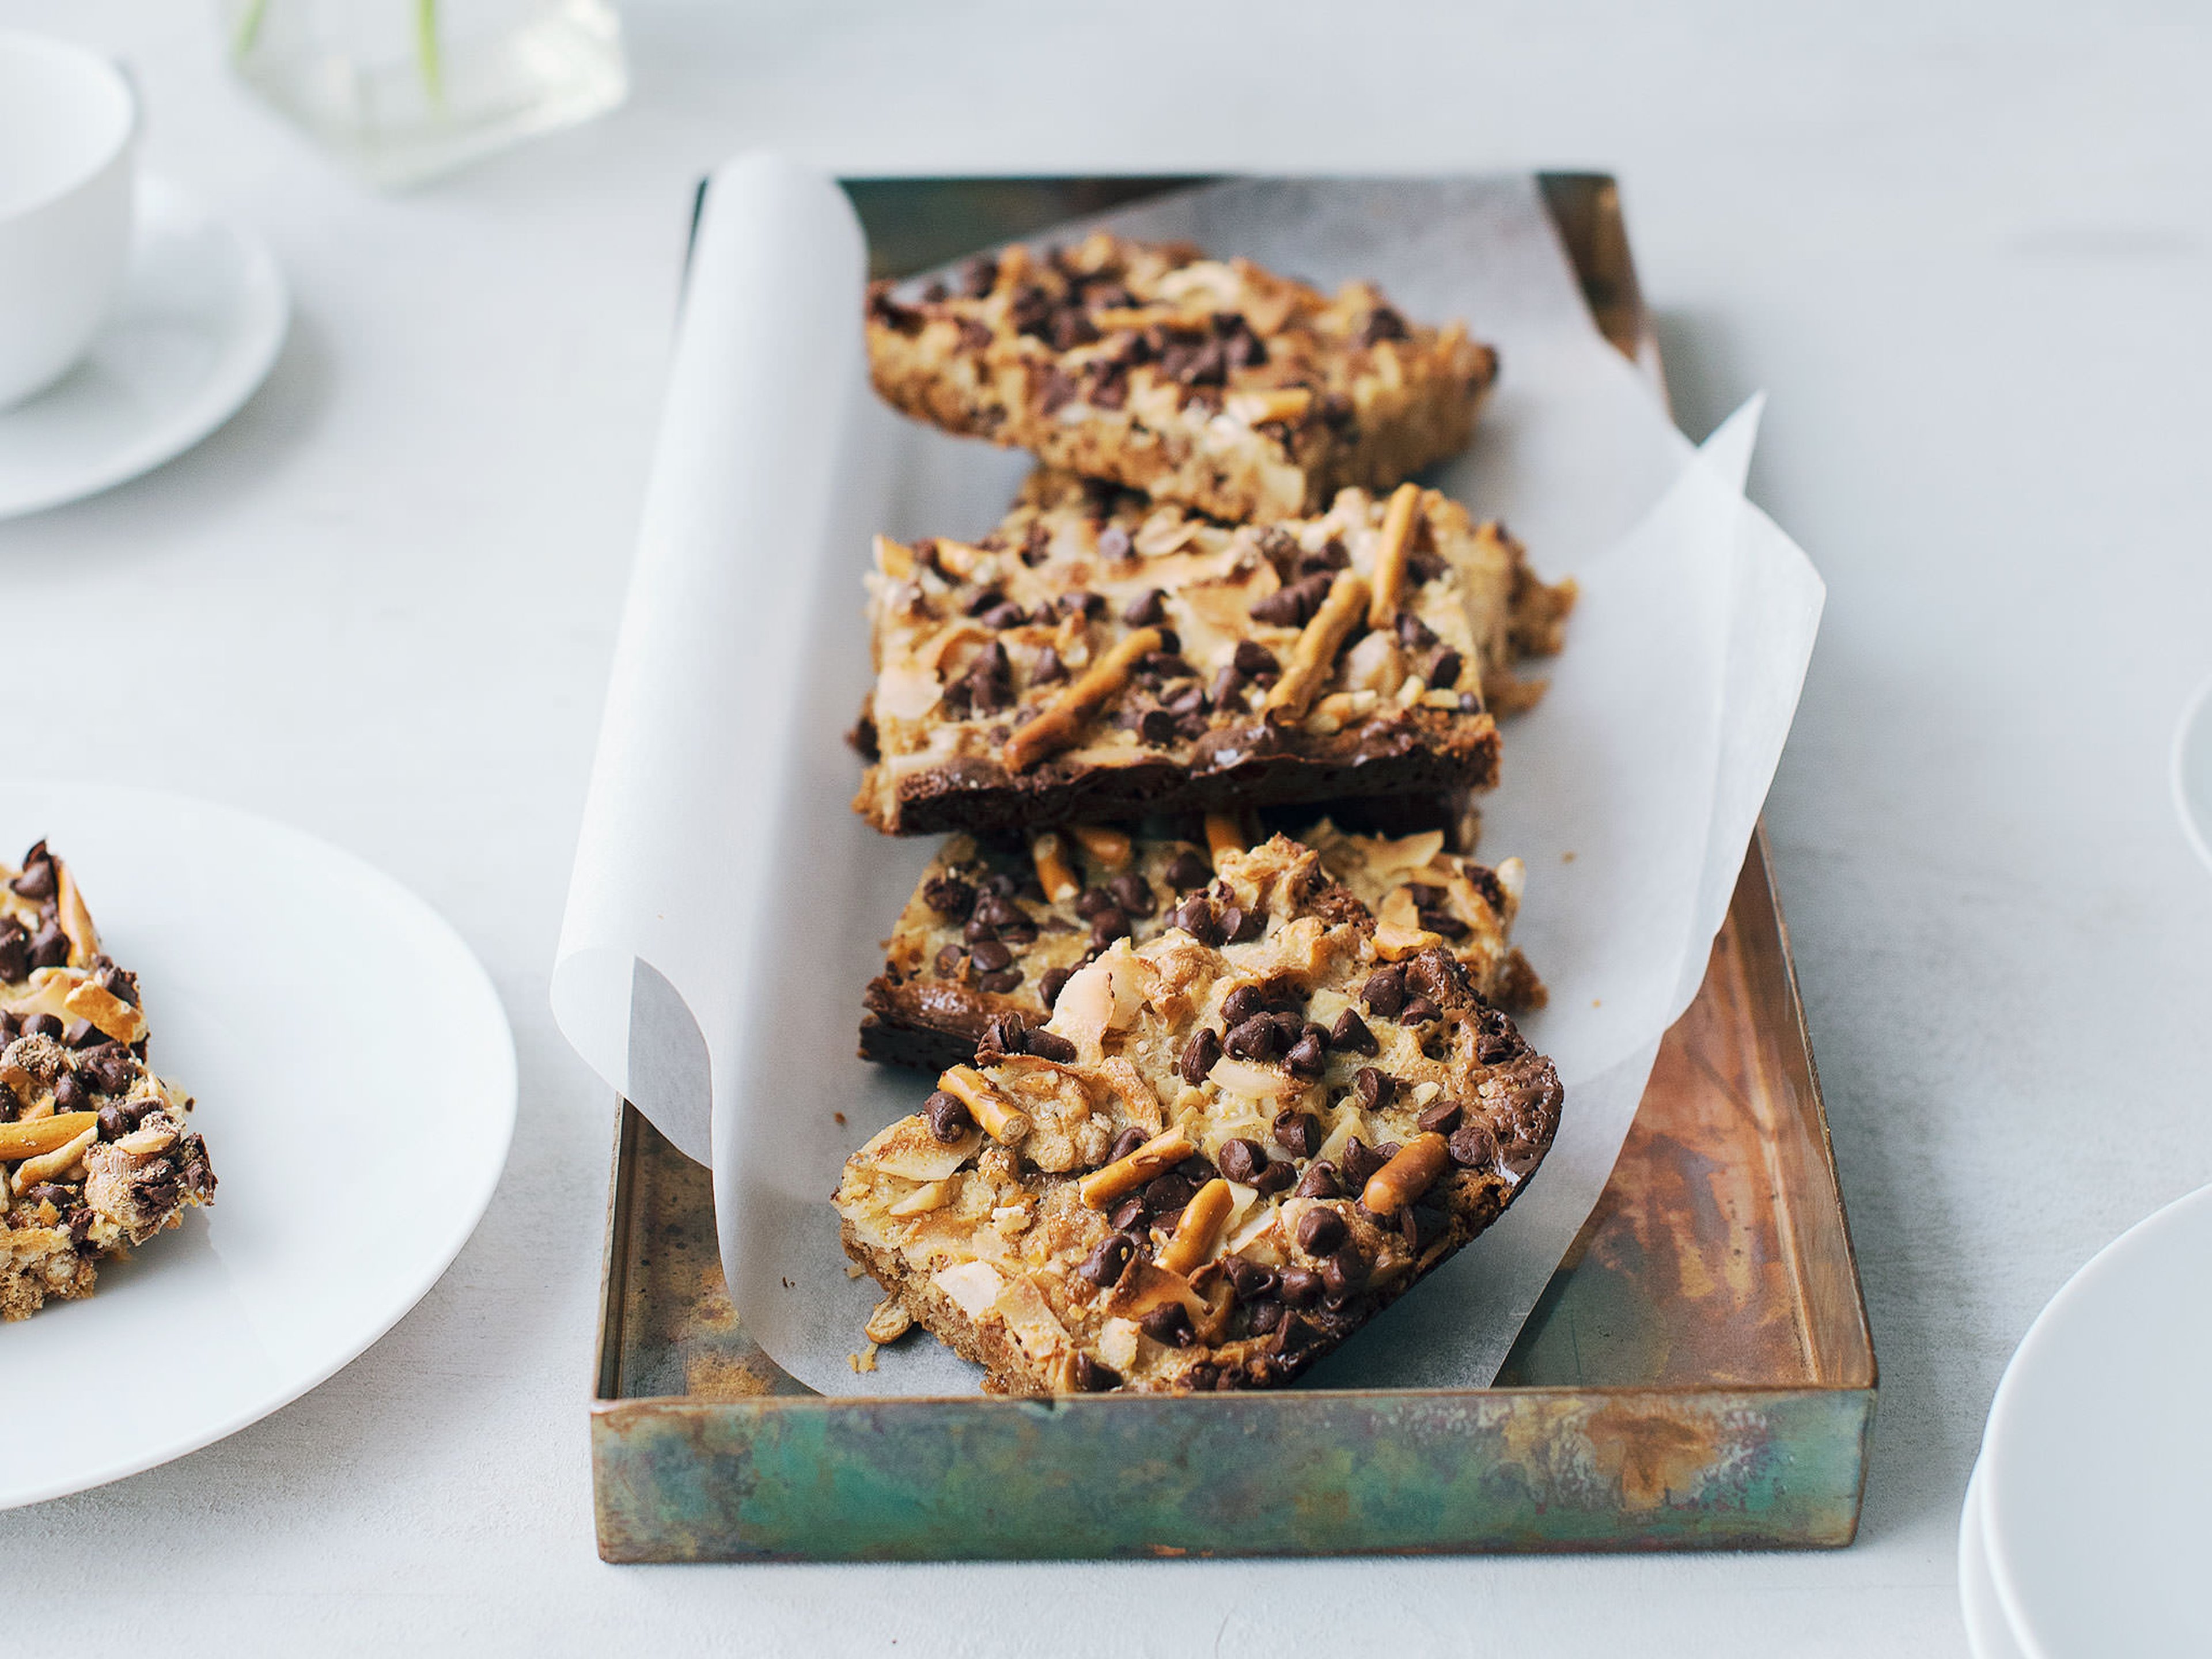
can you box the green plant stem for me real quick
[231,0,270,60]
[416,0,443,105]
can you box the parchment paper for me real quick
[552,156,1824,1395]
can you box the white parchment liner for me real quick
[553,154,1824,1395]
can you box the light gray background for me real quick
[5,2,2207,1654]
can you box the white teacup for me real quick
[0,33,137,410]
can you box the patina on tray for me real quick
[589,173,1876,1562]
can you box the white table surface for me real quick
[6,3,2210,1654]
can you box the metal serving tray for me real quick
[589,174,1876,1562]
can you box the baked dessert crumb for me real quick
[836,835,1561,1394]
[867,232,1498,524]
[853,468,1573,837]
[0,840,215,1321]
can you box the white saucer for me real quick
[1959,1462,2031,1659]
[1978,1182,2212,1657]
[0,782,514,1509]
[0,176,287,521]
[2173,668,2212,878]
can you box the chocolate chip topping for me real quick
[1291,1159,1344,1203]
[1416,1099,1464,1135]
[1164,849,1211,889]
[1178,1026,1222,1085]
[10,846,55,900]
[1122,588,1167,627]
[28,920,67,970]
[0,918,26,983]
[1071,1353,1121,1392]
[923,1091,974,1143]
[1448,1123,1498,1170]
[1077,1233,1137,1287]
[1217,1138,1266,1184]
[1362,965,1406,1017]
[1353,1067,1392,1111]
[1283,1031,1327,1078]
[1025,1029,1078,1064]
[1295,1207,1346,1255]
[1107,872,1155,918]
[1328,1007,1377,1056]
[1272,1111,1321,1159]
[1139,1302,1194,1346]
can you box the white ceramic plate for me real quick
[0,175,287,520]
[0,782,514,1509]
[2172,668,2212,878]
[1979,1183,2212,1657]
[1959,1461,2030,1659]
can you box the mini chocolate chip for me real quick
[1088,907,1130,952]
[67,1205,93,1247]
[1427,647,1463,689]
[1354,1067,1392,1111]
[1107,872,1155,917]
[1074,886,1113,918]
[1217,1138,1266,1183]
[1404,956,1454,1003]
[963,915,999,944]
[1397,996,1440,1025]
[64,1019,101,1049]
[974,890,1028,931]
[1448,1124,1498,1169]
[1138,708,1180,746]
[1169,893,1221,944]
[1210,665,1245,707]
[1179,1026,1222,1085]
[977,968,1024,993]
[1277,1266,1322,1307]
[1253,1160,1298,1195]
[1038,966,1073,1010]
[10,856,55,900]
[1224,1255,1278,1299]
[1220,986,1262,1027]
[1296,1207,1346,1254]
[1025,1029,1077,1064]
[1244,1298,1285,1336]
[1283,1032,1326,1078]
[924,1091,974,1143]
[1339,1138,1387,1191]
[1151,1205,1186,1236]
[1477,1028,1519,1066]
[923,874,976,916]
[1225,905,1263,942]
[1122,588,1166,627]
[1107,1126,1150,1166]
[29,921,68,969]
[22,1014,61,1039]
[25,1181,70,1207]
[1362,966,1406,1016]
[1272,1111,1321,1159]
[1072,1353,1121,1392]
[0,922,26,983]
[1176,1153,1218,1183]
[969,938,1014,973]
[1417,1099,1464,1134]
[1248,586,1308,626]
[934,944,965,976]
[980,1000,1037,1050]
[96,1103,128,1141]
[1165,849,1212,889]
[1108,1195,1147,1232]
[89,1052,134,1094]
[1329,1008,1377,1056]
[1143,1173,1195,1213]
[1320,1247,1364,1302]
[1224,1014,1281,1063]
[1078,1233,1136,1287]
[1032,645,1066,684]
[1139,1302,1193,1346]
[52,1073,86,1112]
[138,1177,180,1214]
[1294,1162,1342,1199]
[1232,639,1281,678]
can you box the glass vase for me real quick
[221,0,628,191]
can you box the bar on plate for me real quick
[865,232,1498,524]
[859,816,1544,1073]
[851,469,1574,837]
[0,840,215,1321]
[835,835,1562,1393]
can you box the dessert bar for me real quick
[835,835,1561,1393]
[0,840,215,1320]
[866,232,1498,524]
[853,468,1573,836]
[859,816,1543,1073]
